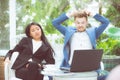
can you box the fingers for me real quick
[38,64,41,68]
[4,57,11,64]
[67,9,90,17]
[82,9,91,16]
[26,63,29,68]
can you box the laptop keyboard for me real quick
[60,67,71,73]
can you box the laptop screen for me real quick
[70,49,103,72]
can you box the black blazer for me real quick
[5,37,55,70]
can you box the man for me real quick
[52,10,109,80]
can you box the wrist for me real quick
[38,64,42,67]
[90,12,97,17]
[66,12,72,18]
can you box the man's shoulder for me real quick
[87,27,96,30]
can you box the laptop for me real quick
[69,49,103,72]
[61,49,103,72]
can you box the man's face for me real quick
[74,17,88,32]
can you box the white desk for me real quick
[41,69,97,80]
[53,72,97,80]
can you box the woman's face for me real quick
[30,25,42,41]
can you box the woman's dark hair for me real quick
[25,22,55,54]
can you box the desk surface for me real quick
[41,70,97,77]
[41,64,97,77]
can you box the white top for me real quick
[69,31,92,64]
[32,39,42,53]
[28,39,42,62]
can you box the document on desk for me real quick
[41,70,74,77]
[41,64,75,76]
[41,65,74,76]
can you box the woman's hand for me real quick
[26,63,29,68]
[38,64,42,68]
[4,57,10,64]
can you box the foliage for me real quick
[97,33,120,56]
[112,42,120,56]
[107,27,120,38]
[0,0,9,49]
[97,26,120,56]
[105,0,120,27]
[16,0,70,35]
[70,0,92,9]
[55,36,64,44]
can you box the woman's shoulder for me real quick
[42,42,48,48]
[21,37,31,40]
[19,37,31,43]
[40,42,50,51]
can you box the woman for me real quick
[4,22,55,80]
